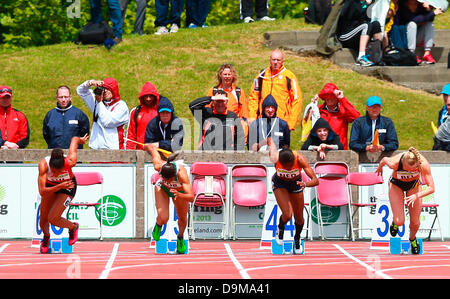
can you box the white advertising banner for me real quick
[358,164,449,240]
[0,164,135,240]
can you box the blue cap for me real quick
[441,84,450,95]
[366,96,382,106]
[158,108,172,113]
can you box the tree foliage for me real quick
[0,0,308,48]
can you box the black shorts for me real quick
[46,177,77,198]
[389,177,419,192]
[272,174,303,194]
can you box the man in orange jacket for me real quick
[248,49,302,131]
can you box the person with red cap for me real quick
[76,78,129,149]
[0,85,30,150]
[316,83,360,150]
[125,82,161,150]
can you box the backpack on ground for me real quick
[365,39,384,65]
[382,47,417,66]
[76,21,114,45]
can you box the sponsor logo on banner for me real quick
[96,195,127,226]
[0,185,8,216]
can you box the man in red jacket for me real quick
[317,83,360,150]
[125,82,160,150]
[0,86,30,149]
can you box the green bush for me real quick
[0,0,309,48]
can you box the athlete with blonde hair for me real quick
[376,147,435,254]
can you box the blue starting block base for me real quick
[48,238,73,254]
[271,239,305,255]
[155,239,189,254]
[389,238,423,255]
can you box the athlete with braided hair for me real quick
[144,144,194,254]
[376,147,435,254]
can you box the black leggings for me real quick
[338,21,382,51]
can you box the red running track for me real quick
[1,240,450,279]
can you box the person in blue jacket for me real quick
[248,94,290,151]
[43,86,90,149]
[144,97,184,152]
[349,96,399,153]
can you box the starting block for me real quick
[271,239,305,255]
[155,239,189,254]
[389,237,423,255]
[48,238,73,254]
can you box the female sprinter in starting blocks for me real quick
[144,144,194,254]
[267,138,319,254]
[37,134,89,254]
[376,147,435,254]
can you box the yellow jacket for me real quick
[248,66,302,130]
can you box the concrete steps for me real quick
[264,29,450,95]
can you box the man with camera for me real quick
[76,78,129,149]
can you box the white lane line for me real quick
[0,244,10,253]
[99,243,120,279]
[224,243,251,279]
[333,244,393,279]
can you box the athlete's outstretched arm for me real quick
[267,137,279,163]
[66,134,89,168]
[144,143,164,172]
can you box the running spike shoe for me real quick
[152,223,162,241]
[390,222,398,237]
[177,237,186,254]
[40,235,50,254]
[68,222,79,246]
[410,238,421,254]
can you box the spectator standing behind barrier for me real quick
[154,0,184,34]
[89,0,124,43]
[189,90,245,151]
[125,82,161,150]
[248,94,290,151]
[76,78,129,149]
[186,0,210,28]
[433,84,450,151]
[0,86,30,150]
[240,0,275,23]
[433,117,450,151]
[248,49,302,131]
[145,97,184,152]
[349,96,399,153]
[120,0,148,35]
[397,0,442,64]
[206,63,250,143]
[437,83,450,127]
[336,0,383,66]
[316,83,360,150]
[301,117,343,160]
[43,86,90,149]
